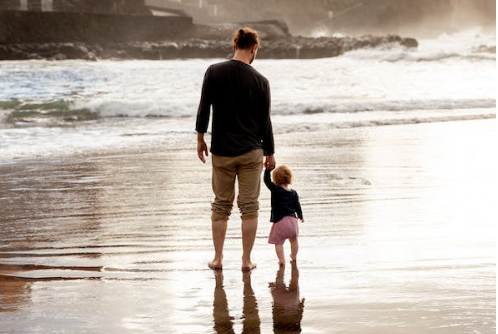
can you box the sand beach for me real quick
[0,118,495,334]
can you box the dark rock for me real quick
[85,52,98,61]
[0,44,27,60]
[58,43,89,59]
[26,53,43,60]
[401,38,418,48]
[474,44,496,53]
[0,32,419,61]
[51,53,67,60]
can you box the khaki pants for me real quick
[211,149,264,221]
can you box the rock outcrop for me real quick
[0,9,418,61]
[0,34,418,61]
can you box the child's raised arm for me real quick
[264,169,278,191]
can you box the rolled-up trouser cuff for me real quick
[211,200,233,221]
[241,211,259,220]
[211,211,230,221]
[238,200,259,220]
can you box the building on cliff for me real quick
[0,0,152,15]
[0,0,193,46]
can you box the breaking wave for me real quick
[345,48,496,62]
[1,97,495,127]
[343,28,496,62]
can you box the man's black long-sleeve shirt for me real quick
[264,169,303,223]
[195,59,275,157]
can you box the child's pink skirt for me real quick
[268,216,299,245]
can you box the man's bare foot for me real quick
[241,262,257,272]
[208,259,223,270]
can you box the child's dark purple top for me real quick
[264,169,303,223]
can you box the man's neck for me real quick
[232,50,252,65]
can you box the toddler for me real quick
[264,165,304,266]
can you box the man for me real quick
[196,27,276,271]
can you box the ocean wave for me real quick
[344,47,496,62]
[275,99,496,115]
[473,44,496,54]
[343,28,496,63]
[0,108,493,164]
[413,52,496,62]
[0,99,98,126]
[1,98,495,126]
[275,111,495,133]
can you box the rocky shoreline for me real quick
[0,10,418,61]
[0,34,417,61]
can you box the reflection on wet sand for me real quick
[0,120,495,333]
[0,159,105,250]
[269,263,305,334]
[211,265,305,334]
[0,275,32,313]
[213,271,261,334]
[0,159,105,316]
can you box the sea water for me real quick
[0,28,495,163]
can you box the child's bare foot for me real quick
[208,259,223,270]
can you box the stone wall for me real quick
[0,10,193,44]
[0,0,152,14]
[54,0,152,15]
[0,0,22,10]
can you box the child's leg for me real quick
[289,237,299,262]
[275,244,285,266]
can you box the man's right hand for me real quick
[197,133,208,163]
[264,154,276,170]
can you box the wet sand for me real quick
[0,119,496,334]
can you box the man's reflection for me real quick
[269,262,305,334]
[212,271,260,334]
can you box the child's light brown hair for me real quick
[272,165,293,185]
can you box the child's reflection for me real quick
[269,262,305,334]
[212,271,261,334]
